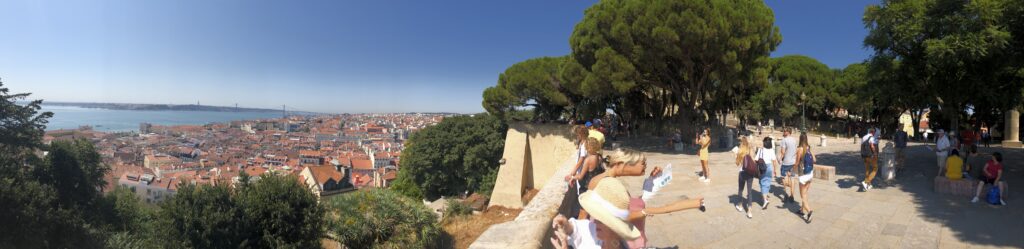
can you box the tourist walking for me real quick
[933,129,951,174]
[972,152,1008,205]
[894,127,908,171]
[778,127,798,203]
[981,123,991,148]
[550,178,641,249]
[756,137,779,209]
[795,132,816,223]
[697,128,712,183]
[734,136,756,218]
[860,128,879,191]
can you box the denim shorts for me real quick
[780,164,795,176]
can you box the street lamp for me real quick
[801,92,807,132]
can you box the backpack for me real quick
[742,154,759,177]
[755,149,767,178]
[802,148,815,175]
[860,136,873,158]
[987,186,1001,205]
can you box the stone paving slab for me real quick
[611,130,1024,248]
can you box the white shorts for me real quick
[799,174,813,184]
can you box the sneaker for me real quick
[805,211,814,224]
[699,176,706,181]
[762,199,770,210]
[861,182,868,191]
[735,204,744,212]
[1001,199,1007,206]
[699,200,706,212]
[746,211,753,219]
[971,197,979,203]
[867,184,873,190]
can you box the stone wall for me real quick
[488,123,576,209]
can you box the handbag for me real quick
[987,186,1001,205]
[742,154,759,177]
[756,149,767,178]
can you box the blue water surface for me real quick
[41,105,284,132]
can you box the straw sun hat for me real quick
[578,178,641,240]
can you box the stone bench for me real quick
[813,165,835,181]
[933,176,1009,197]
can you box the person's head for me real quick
[870,128,876,135]
[575,125,589,141]
[783,127,792,136]
[586,137,602,156]
[578,178,641,242]
[763,137,773,149]
[798,132,809,148]
[992,152,1003,163]
[585,121,594,129]
[969,144,978,155]
[736,136,750,165]
[949,149,960,158]
[704,128,710,136]
[937,129,946,137]
[608,149,647,176]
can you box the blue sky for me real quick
[0,0,877,114]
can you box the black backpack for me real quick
[860,136,874,158]
[755,149,768,177]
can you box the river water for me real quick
[41,105,284,132]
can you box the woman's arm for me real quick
[566,156,586,182]
[627,198,704,222]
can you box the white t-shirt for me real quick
[862,134,877,145]
[936,135,950,156]
[567,218,601,249]
[757,147,777,164]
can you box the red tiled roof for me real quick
[352,159,373,170]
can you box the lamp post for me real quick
[801,92,807,132]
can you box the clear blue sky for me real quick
[0,0,878,114]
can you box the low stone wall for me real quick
[470,156,576,249]
[489,123,576,209]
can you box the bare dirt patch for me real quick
[442,206,522,249]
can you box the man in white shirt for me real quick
[934,129,951,173]
[861,128,879,190]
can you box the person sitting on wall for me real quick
[943,149,964,180]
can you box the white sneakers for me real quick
[970,197,1008,206]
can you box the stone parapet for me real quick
[471,157,576,249]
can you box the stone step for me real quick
[814,165,836,181]
[933,176,984,197]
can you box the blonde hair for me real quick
[575,125,589,144]
[608,149,646,166]
[586,137,602,155]
[736,136,750,165]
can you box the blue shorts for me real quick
[780,164,795,176]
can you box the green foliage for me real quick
[396,114,507,200]
[744,55,833,123]
[324,189,442,249]
[483,56,580,121]
[160,183,242,249]
[234,174,324,248]
[567,0,781,123]
[0,79,53,171]
[444,198,473,219]
[34,139,109,208]
[864,0,1024,128]
[159,174,324,249]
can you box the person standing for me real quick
[734,136,755,219]
[894,127,909,171]
[860,128,879,191]
[778,127,799,203]
[981,123,991,148]
[697,128,712,183]
[564,125,591,218]
[756,137,779,210]
[574,137,606,219]
[795,132,816,223]
[587,121,606,148]
[934,129,951,174]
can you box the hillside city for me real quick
[44,114,447,203]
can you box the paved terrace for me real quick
[614,130,1023,248]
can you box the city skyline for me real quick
[1,0,877,114]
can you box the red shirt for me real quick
[984,160,1003,178]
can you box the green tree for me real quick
[33,139,109,208]
[324,189,442,249]
[864,0,1024,130]
[160,183,243,249]
[744,55,833,127]
[394,114,506,200]
[567,0,781,125]
[0,79,52,176]
[234,174,324,248]
[482,56,583,121]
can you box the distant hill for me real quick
[43,102,285,113]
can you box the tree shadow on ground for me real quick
[815,144,1024,247]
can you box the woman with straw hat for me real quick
[586,149,706,248]
[551,178,640,249]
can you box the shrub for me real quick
[324,189,442,249]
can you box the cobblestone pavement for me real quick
[611,130,1023,249]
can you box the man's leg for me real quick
[866,157,879,185]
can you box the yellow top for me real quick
[588,129,605,148]
[945,156,963,180]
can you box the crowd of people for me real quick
[551,118,1010,248]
